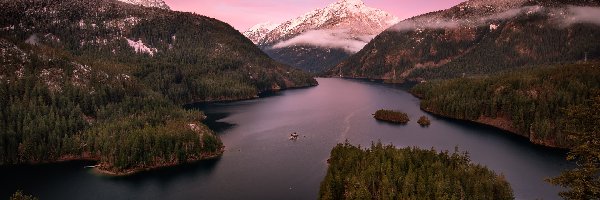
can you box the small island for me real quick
[417,116,431,126]
[373,109,410,124]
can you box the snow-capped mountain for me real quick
[244,22,280,44]
[257,0,399,46]
[117,0,170,9]
[244,0,399,72]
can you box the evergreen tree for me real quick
[548,96,600,200]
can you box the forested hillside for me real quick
[0,38,223,174]
[330,0,600,82]
[319,142,514,200]
[0,0,317,104]
[411,62,600,148]
[0,0,316,174]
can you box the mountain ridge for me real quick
[245,22,280,44]
[243,0,399,72]
[330,0,600,82]
[253,0,400,45]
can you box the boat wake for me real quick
[339,111,356,142]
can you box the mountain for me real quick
[244,22,280,44]
[244,0,399,72]
[117,0,170,9]
[330,0,600,82]
[1,0,317,104]
[0,0,316,174]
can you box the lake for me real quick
[0,78,570,200]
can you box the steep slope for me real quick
[117,0,170,9]
[0,0,316,174]
[244,0,399,72]
[0,0,317,104]
[0,37,224,174]
[330,0,600,82]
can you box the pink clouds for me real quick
[163,0,465,31]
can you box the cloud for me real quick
[25,34,39,45]
[270,5,600,53]
[272,29,375,53]
[392,19,461,32]
[484,6,543,21]
[563,6,600,26]
[390,6,544,32]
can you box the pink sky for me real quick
[163,0,465,31]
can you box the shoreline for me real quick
[0,83,316,176]
[185,82,319,105]
[0,150,225,176]
[94,83,317,175]
[417,103,566,149]
[92,150,224,177]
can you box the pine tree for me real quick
[548,96,600,199]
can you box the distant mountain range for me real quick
[244,0,399,72]
[329,0,600,82]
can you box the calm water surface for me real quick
[0,78,570,199]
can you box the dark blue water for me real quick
[0,78,570,199]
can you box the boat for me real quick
[289,132,299,140]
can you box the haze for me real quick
[163,0,464,31]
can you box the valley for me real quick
[0,78,570,199]
[243,0,399,72]
[0,0,316,175]
[1,0,599,199]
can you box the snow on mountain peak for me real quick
[117,0,170,10]
[244,22,281,44]
[248,22,280,32]
[246,0,399,49]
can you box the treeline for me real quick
[373,109,410,124]
[264,45,351,73]
[319,142,514,200]
[548,96,600,199]
[411,63,600,148]
[0,38,223,174]
[409,21,600,81]
[331,6,600,82]
[79,95,223,173]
